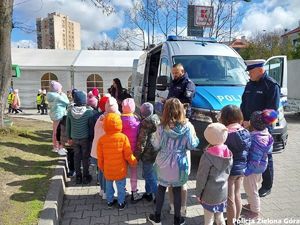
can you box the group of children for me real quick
[195,105,276,225]
[47,80,278,225]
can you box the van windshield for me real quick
[173,55,249,86]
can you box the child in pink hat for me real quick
[121,98,142,203]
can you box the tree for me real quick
[0,0,112,128]
[0,0,14,128]
[239,30,295,60]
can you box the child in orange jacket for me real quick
[97,112,137,210]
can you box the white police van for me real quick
[131,36,288,152]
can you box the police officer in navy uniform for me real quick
[240,60,280,198]
[167,63,195,117]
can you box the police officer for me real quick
[240,60,280,198]
[167,63,195,117]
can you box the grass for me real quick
[0,117,58,225]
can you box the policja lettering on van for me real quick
[216,95,242,102]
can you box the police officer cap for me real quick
[245,59,266,71]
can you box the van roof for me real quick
[166,41,241,58]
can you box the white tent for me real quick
[11,48,144,108]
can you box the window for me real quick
[159,58,169,77]
[86,74,103,95]
[41,72,58,91]
[264,58,283,86]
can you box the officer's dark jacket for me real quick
[241,72,280,121]
[167,72,195,104]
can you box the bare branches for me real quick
[83,0,114,15]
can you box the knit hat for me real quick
[140,102,153,118]
[98,93,111,112]
[87,91,98,108]
[73,91,87,106]
[38,89,42,93]
[71,88,78,98]
[92,87,99,97]
[42,89,47,94]
[105,97,119,113]
[122,98,135,114]
[50,81,62,93]
[204,122,228,146]
[250,109,278,131]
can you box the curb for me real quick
[38,157,67,225]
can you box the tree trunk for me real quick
[0,0,14,128]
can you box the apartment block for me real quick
[36,12,81,50]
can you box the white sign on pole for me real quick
[194,5,214,27]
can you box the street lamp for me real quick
[229,0,251,42]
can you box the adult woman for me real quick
[108,78,131,111]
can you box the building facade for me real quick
[36,12,81,50]
[11,48,143,108]
[281,22,300,48]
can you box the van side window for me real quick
[159,58,169,77]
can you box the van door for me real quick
[264,55,287,102]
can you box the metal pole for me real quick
[147,0,150,48]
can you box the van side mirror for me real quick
[156,76,170,91]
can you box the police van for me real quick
[131,36,288,152]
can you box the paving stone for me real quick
[63,211,83,219]
[90,215,110,225]
[82,209,101,218]
[70,218,90,225]
[75,204,93,211]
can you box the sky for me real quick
[11,0,300,49]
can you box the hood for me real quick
[71,106,88,119]
[46,92,60,103]
[206,144,232,171]
[192,86,244,110]
[164,122,190,139]
[227,123,250,150]
[251,129,274,149]
[103,113,122,134]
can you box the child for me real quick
[243,110,276,219]
[7,88,14,114]
[90,94,115,200]
[66,90,94,185]
[12,89,23,114]
[136,102,160,202]
[148,98,199,225]
[47,81,69,153]
[97,112,137,210]
[168,103,193,217]
[56,115,75,177]
[36,89,42,113]
[196,122,233,225]
[219,105,251,225]
[121,98,142,203]
[40,89,48,115]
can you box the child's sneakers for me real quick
[107,199,117,209]
[143,193,153,202]
[148,213,161,225]
[174,216,185,225]
[131,190,143,203]
[118,202,126,211]
[57,148,67,156]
